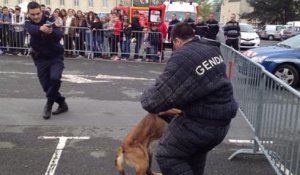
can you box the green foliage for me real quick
[241,0,300,25]
[198,0,213,20]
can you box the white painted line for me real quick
[228,139,273,144]
[96,74,155,81]
[38,136,90,175]
[62,74,110,84]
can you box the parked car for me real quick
[258,25,282,40]
[243,35,300,87]
[239,23,260,49]
[281,26,300,40]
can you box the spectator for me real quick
[74,10,86,58]
[11,7,26,55]
[131,11,143,59]
[82,11,95,56]
[184,12,195,29]
[120,21,131,60]
[110,13,122,61]
[52,10,63,27]
[60,9,67,19]
[101,16,110,59]
[156,17,167,60]
[91,16,103,58]
[206,13,219,40]
[141,27,150,61]
[167,13,180,42]
[195,16,208,38]
[224,13,240,50]
[0,6,12,54]
[63,9,77,57]
[148,24,161,62]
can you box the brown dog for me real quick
[115,108,181,175]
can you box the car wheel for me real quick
[274,64,299,87]
[268,35,274,40]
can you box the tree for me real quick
[241,0,300,25]
[198,0,213,20]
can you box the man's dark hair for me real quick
[41,4,46,8]
[171,22,194,41]
[27,2,41,11]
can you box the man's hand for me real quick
[40,24,53,34]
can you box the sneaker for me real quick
[113,56,120,61]
[76,55,83,58]
[17,52,23,56]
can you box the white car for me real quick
[239,23,260,49]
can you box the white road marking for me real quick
[38,136,90,175]
[0,71,155,84]
[228,139,273,144]
[96,74,155,81]
[62,74,110,84]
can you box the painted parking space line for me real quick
[38,136,90,175]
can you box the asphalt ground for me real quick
[0,54,278,175]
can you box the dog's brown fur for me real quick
[115,108,181,175]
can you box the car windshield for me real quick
[165,11,197,22]
[277,35,300,48]
[240,25,255,33]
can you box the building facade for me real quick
[1,0,119,13]
[219,0,253,24]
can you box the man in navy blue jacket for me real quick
[25,2,68,120]
[141,22,238,175]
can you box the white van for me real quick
[239,23,260,49]
[287,21,300,27]
[258,25,282,40]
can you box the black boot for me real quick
[43,101,54,120]
[52,101,69,115]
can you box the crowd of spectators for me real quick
[0,4,219,62]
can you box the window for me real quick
[4,0,8,4]
[74,0,79,6]
[88,0,94,7]
[102,0,107,7]
[45,0,50,5]
[18,0,23,3]
[60,0,64,6]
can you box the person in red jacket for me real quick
[156,17,167,59]
[110,13,122,60]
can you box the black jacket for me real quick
[168,19,180,40]
[206,19,219,39]
[184,18,195,29]
[141,37,238,123]
[195,22,208,37]
[224,20,240,38]
[25,15,64,58]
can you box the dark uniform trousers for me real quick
[156,116,230,175]
[34,55,65,104]
[226,38,239,51]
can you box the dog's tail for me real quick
[115,146,125,175]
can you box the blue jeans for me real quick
[85,32,93,51]
[93,35,103,56]
[121,40,130,58]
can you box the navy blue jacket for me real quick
[141,37,238,123]
[206,19,219,39]
[224,20,240,39]
[25,15,64,58]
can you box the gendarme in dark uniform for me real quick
[141,22,238,175]
[224,13,240,50]
[25,2,68,119]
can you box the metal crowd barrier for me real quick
[1,24,164,62]
[221,43,300,175]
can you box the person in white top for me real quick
[11,7,25,55]
[52,10,63,28]
[63,9,77,57]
